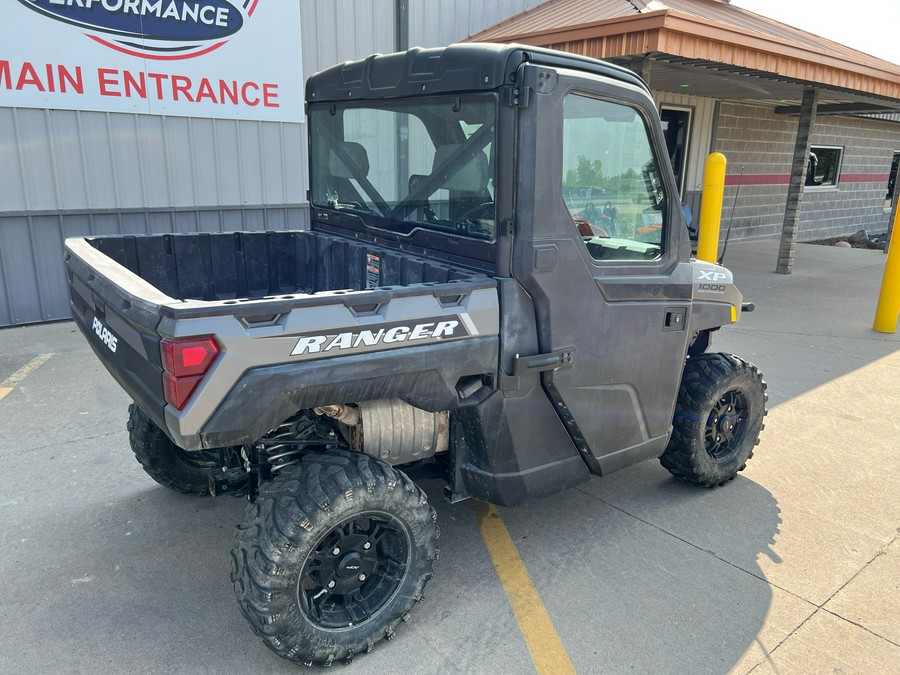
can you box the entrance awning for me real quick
[466,0,900,113]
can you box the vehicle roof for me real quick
[305,42,651,103]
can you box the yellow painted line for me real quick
[474,501,576,675]
[0,353,54,401]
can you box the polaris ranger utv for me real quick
[65,43,766,667]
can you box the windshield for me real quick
[309,95,497,241]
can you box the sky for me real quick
[730,0,900,66]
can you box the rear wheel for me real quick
[660,353,767,487]
[231,450,438,666]
[127,403,233,495]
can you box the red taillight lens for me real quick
[160,336,219,410]
[162,372,203,411]
[161,337,218,377]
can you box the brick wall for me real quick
[714,102,900,241]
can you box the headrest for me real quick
[432,145,488,192]
[329,141,369,179]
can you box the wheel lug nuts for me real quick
[332,547,341,555]
[363,542,371,550]
[328,580,336,589]
[358,573,366,582]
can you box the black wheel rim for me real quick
[298,512,410,630]
[705,389,749,460]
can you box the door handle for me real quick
[513,346,576,376]
[664,307,686,331]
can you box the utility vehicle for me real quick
[65,43,766,667]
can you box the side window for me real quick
[562,93,666,262]
[886,151,900,209]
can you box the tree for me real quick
[565,155,604,187]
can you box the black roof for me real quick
[305,42,651,103]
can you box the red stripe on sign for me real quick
[248,0,260,16]
[87,35,227,61]
[725,174,790,186]
[840,174,890,183]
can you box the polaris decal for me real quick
[291,317,471,357]
[91,316,118,353]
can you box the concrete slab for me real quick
[824,537,900,646]
[748,610,900,674]
[720,241,900,406]
[496,488,816,674]
[0,322,129,458]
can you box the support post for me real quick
[394,0,409,201]
[873,206,900,333]
[628,56,652,83]
[696,152,727,263]
[776,88,819,274]
[394,0,408,51]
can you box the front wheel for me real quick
[660,353,767,487]
[231,450,438,666]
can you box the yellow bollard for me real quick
[696,152,727,263]
[873,206,900,333]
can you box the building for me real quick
[1,0,898,327]
[467,0,900,273]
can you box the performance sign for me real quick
[1,1,303,121]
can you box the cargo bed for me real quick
[64,229,500,450]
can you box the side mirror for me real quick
[641,160,665,210]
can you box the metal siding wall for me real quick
[408,0,545,47]
[301,0,395,81]
[0,109,27,211]
[0,110,306,214]
[0,207,310,326]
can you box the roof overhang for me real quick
[467,8,900,114]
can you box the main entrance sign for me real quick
[2,1,301,121]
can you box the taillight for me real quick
[160,336,219,410]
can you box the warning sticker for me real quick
[366,253,380,289]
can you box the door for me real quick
[512,65,694,474]
[660,106,692,197]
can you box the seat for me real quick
[329,141,370,179]
[431,145,491,221]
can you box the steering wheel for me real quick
[456,201,494,222]
[454,202,495,234]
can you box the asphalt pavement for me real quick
[1,241,899,674]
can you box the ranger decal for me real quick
[291,317,471,357]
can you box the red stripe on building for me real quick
[724,174,790,186]
[839,173,890,183]
[723,173,889,186]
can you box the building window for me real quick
[886,151,900,209]
[806,146,842,188]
